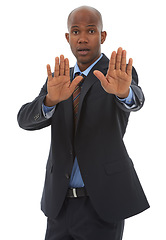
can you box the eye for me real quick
[72,30,79,35]
[89,29,95,34]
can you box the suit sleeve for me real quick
[115,66,145,112]
[17,80,52,130]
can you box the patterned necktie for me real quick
[73,73,85,127]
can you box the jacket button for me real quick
[65,173,70,179]
[69,150,73,156]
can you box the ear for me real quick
[65,33,69,43]
[101,31,107,44]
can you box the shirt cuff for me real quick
[42,103,56,119]
[116,87,137,109]
[116,87,133,104]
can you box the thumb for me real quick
[70,76,83,92]
[93,70,108,89]
[93,70,106,83]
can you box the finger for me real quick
[47,64,53,81]
[121,50,126,72]
[126,58,133,76]
[60,55,65,76]
[54,57,59,77]
[109,51,116,71]
[70,76,83,92]
[64,58,70,76]
[116,47,122,70]
[93,70,109,88]
[93,70,106,82]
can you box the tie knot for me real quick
[74,73,85,88]
[74,72,80,77]
[81,73,86,78]
[74,72,86,78]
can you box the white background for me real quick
[0,0,166,239]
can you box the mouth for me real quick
[77,48,90,56]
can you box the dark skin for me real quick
[45,6,133,107]
[65,7,106,72]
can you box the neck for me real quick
[77,54,101,72]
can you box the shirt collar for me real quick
[73,54,103,78]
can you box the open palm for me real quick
[94,47,132,99]
[45,55,83,106]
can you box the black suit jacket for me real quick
[17,54,149,222]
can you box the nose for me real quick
[78,32,88,44]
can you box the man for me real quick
[17,6,149,240]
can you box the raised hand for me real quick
[94,47,133,98]
[45,55,83,106]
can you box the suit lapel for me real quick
[63,54,109,137]
[63,68,74,143]
[76,54,109,132]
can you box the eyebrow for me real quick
[71,25,79,29]
[86,24,96,27]
[71,24,97,29]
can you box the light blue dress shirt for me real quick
[42,54,135,188]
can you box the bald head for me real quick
[67,6,103,31]
[65,5,107,71]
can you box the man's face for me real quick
[66,9,106,71]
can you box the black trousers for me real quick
[45,196,124,240]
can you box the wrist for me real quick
[117,88,130,99]
[44,95,59,107]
